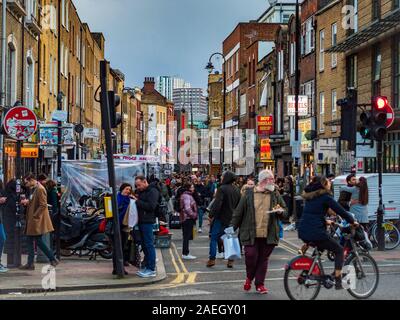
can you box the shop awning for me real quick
[327,8,400,53]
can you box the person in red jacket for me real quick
[180,182,198,260]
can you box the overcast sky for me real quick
[74,0,270,90]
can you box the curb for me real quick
[0,249,167,295]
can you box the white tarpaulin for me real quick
[61,160,146,209]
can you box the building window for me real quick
[64,46,68,77]
[6,43,17,106]
[60,42,64,76]
[302,18,314,55]
[290,42,295,75]
[394,36,400,109]
[319,92,325,132]
[331,89,337,132]
[348,0,359,35]
[331,23,337,68]
[395,0,400,9]
[319,30,325,72]
[53,57,57,95]
[278,50,284,81]
[347,55,358,88]
[372,0,381,21]
[372,45,382,96]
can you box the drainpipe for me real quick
[1,0,7,181]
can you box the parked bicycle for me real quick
[284,223,379,300]
[367,216,400,251]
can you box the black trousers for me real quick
[182,219,195,256]
[314,236,344,270]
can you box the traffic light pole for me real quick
[376,139,385,251]
[99,60,125,278]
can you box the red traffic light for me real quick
[373,96,389,110]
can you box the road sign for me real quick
[287,95,309,116]
[3,106,38,141]
[385,104,395,128]
[269,134,285,140]
[83,128,99,139]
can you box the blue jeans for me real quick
[198,207,204,229]
[209,219,225,260]
[139,223,156,271]
[26,235,55,266]
[0,224,6,264]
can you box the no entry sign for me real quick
[3,106,38,140]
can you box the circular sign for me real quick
[385,104,395,128]
[3,107,38,141]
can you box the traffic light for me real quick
[108,91,122,129]
[338,91,357,150]
[358,96,389,141]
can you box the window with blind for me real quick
[394,36,400,109]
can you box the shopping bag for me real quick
[221,234,241,260]
[192,225,197,240]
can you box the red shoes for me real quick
[244,278,252,291]
[256,285,269,295]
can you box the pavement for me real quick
[0,248,166,294]
[1,224,400,300]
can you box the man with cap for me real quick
[207,171,241,268]
[231,170,288,294]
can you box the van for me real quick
[333,174,400,221]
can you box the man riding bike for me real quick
[298,176,359,290]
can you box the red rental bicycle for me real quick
[283,224,379,300]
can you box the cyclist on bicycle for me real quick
[298,176,359,290]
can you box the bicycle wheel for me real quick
[284,265,321,300]
[345,252,379,300]
[372,222,400,250]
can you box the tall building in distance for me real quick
[173,88,208,124]
[156,76,191,101]
[257,0,296,23]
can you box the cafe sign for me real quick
[257,116,274,136]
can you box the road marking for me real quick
[169,247,185,284]
[278,243,298,255]
[186,272,198,284]
[172,242,189,274]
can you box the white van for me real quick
[333,174,400,221]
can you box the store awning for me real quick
[327,8,400,53]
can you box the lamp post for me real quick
[206,53,226,172]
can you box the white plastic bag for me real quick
[221,233,241,260]
[128,199,138,228]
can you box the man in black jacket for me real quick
[338,174,357,211]
[134,176,160,278]
[207,171,241,268]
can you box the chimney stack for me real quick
[143,77,155,92]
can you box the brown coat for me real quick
[25,184,54,236]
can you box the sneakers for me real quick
[244,278,252,292]
[137,269,157,278]
[256,285,269,295]
[50,259,60,268]
[19,264,35,271]
[0,264,8,273]
[182,254,197,260]
[206,259,216,268]
[216,252,225,259]
[335,276,343,290]
[198,228,203,234]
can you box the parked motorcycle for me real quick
[59,209,112,260]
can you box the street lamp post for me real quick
[206,53,226,172]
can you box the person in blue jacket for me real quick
[298,176,359,290]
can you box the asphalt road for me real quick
[2,223,400,300]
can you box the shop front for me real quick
[314,138,339,176]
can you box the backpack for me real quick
[155,193,168,222]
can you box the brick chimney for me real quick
[143,77,155,93]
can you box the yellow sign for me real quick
[104,197,113,218]
[5,146,39,158]
[260,139,272,162]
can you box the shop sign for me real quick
[260,139,272,162]
[257,116,274,136]
[287,95,309,116]
[299,119,312,152]
[5,146,39,158]
[39,124,75,146]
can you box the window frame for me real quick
[319,29,325,72]
[319,92,325,132]
[331,23,338,68]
